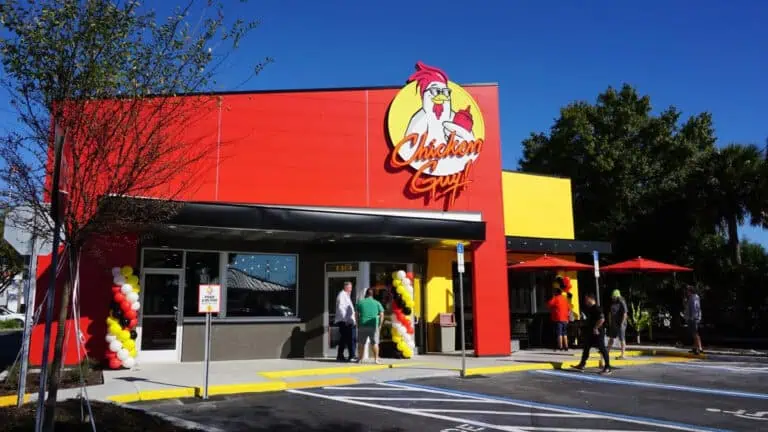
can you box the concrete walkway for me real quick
[0,348,695,407]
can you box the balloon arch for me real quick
[104,265,142,369]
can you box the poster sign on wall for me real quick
[387,61,486,207]
[198,284,221,314]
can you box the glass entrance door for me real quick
[324,267,362,358]
[138,270,184,362]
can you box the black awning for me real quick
[506,236,612,255]
[165,201,486,241]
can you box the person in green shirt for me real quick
[356,288,385,364]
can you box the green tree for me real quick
[693,144,766,265]
[0,0,269,428]
[520,84,717,260]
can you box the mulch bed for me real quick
[0,368,104,396]
[0,399,202,431]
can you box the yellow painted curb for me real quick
[107,387,197,403]
[0,393,31,407]
[463,355,693,377]
[285,377,359,390]
[561,356,693,369]
[202,381,286,397]
[642,349,706,359]
[575,350,644,358]
[464,362,555,376]
[107,377,359,403]
[259,362,425,379]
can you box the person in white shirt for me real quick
[335,281,357,362]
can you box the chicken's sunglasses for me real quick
[426,87,452,97]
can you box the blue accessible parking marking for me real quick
[288,381,728,432]
[535,369,768,400]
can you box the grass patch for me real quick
[0,399,203,431]
[0,320,23,330]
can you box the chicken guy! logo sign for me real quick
[387,62,485,207]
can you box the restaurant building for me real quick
[30,62,609,365]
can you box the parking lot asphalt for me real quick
[137,360,768,432]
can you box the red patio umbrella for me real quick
[601,257,693,273]
[508,255,594,271]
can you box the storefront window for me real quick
[184,252,221,317]
[143,249,183,269]
[508,270,533,314]
[226,253,297,318]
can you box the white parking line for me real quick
[287,388,525,432]
[414,409,594,418]
[386,382,725,432]
[670,362,768,373]
[322,386,424,391]
[289,382,717,432]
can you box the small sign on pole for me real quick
[592,250,600,278]
[592,250,601,305]
[456,243,467,377]
[198,284,220,400]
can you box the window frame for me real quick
[141,247,300,323]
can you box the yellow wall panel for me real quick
[501,171,575,239]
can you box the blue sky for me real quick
[4,1,767,245]
[213,0,767,245]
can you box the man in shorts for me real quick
[685,285,703,355]
[356,288,385,364]
[547,287,570,351]
[607,289,628,360]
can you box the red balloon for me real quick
[114,292,125,304]
[108,358,122,369]
[406,272,414,281]
[105,350,116,359]
[124,309,137,320]
[111,285,121,294]
[120,300,132,312]
[129,318,138,329]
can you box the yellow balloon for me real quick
[132,287,140,294]
[129,348,137,357]
[123,339,135,351]
[118,330,131,341]
[120,266,133,277]
[106,317,116,325]
[127,275,139,286]
[109,325,121,336]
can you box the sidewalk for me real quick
[630,344,768,361]
[0,349,691,407]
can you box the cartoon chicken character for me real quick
[400,62,478,177]
[405,61,476,145]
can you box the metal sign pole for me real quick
[456,243,467,377]
[202,311,211,399]
[17,227,37,407]
[35,127,65,432]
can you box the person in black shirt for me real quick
[572,293,612,374]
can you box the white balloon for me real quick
[109,340,123,352]
[126,292,139,303]
[120,284,133,294]
[113,275,126,286]
[122,357,136,368]
[130,301,140,311]
[117,348,130,361]
[396,270,406,281]
[105,334,117,343]
[111,267,122,277]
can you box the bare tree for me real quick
[0,0,270,428]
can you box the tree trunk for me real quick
[636,334,641,344]
[727,214,741,265]
[42,247,77,432]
